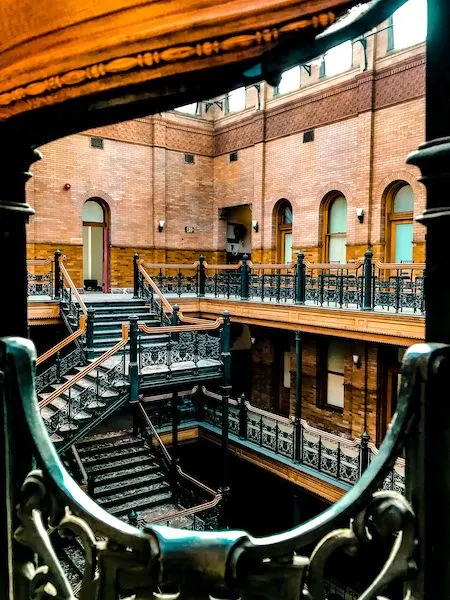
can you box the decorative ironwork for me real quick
[36,347,85,393]
[27,271,53,296]
[139,331,221,371]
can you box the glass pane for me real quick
[83,200,104,223]
[393,185,414,213]
[278,66,300,94]
[328,340,345,374]
[283,352,291,388]
[327,373,344,408]
[174,102,198,115]
[283,204,293,224]
[393,0,427,50]
[284,233,293,264]
[395,223,413,263]
[324,41,353,77]
[228,87,246,113]
[329,196,347,233]
[329,235,346,264]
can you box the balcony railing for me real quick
[135,251,425,316]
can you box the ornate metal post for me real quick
[240,254,250,301]
[239,392,247,439]
[129,316,139,436]
[86,307,95,359]
[295,251,306,305]
[219,310,231,527]
[171,304,180,342]
[54,249,62,299]
[56,351,62,383]
[406,1,450,595]
[362,249,373,311]
[359,431,370,476]
[294,331,303,463]
[133,252,140,299]
[198,254,206,297]
[0,145,41,598]
[171,390,179,503]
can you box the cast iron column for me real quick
[171,390,179,502]
[362,249,373,311]
[240,254,250,301]
[219,310,231,527]
[295,251,306,305]
[54,249,62,299]
[406,1,450,596]
[198,254,206,297]
[133,252,140,299]
[129,316,139,436]
[0,145,41,598]
[86,307,95,359]
[294,331,303,463]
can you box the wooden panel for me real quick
[176,297,425,345]
[28,301,61,325]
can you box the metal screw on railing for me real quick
[239,392,247,439]
[54,249,62,299]
[360,431,370,475]
[133,252,140,299]
[295,252,306,305]
[362,249,373,311]
[86,308,95,359]
[198,255,206,297]
[240,254,250,300]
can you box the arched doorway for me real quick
[275,200,293,263]
[82,198,110,292]
[385,182,414,263]
[323,194,347,263]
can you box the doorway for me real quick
[82,198,110,292]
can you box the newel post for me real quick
[54,249,62,299]
[295,251,306,305]
[359,431,370,475]
[241,254,250,300]
[239,392,248,439]
[198,254,206,297]
[129,316,139,435]
[86,307,95,359]
[171,304,180,342]
[362,249,373,311]
[133,252,140,299]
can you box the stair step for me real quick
[106,490,173,517]
[97,481,170,508]
[82,446,148,467]
[92,462,160,485]
[83,454,152,475]
[94,471,165,496]
[77,434,140,454]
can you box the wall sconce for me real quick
[251,337,256,345]
[356,208,364,224]
[158,220,165,232]
[352,354,361,368]
[252,220,259,232]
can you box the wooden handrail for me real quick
[138,318,222,335]
[146,494,222,525]
[373,259,425,270]
[26,258,53,266]
[203,261,241,270]
[39,323,129,410]
[138,261,174,315]
[141,262,198,270]
[59,255,88,315]
[36,314,86,366]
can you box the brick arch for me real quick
[266,196,293,255]
[78,189,115,207]
[373,170,424,246]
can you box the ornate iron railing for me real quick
[26,257,54,297]
[36,346,86,394]
[6,335,424,599]
[135,252,425,315]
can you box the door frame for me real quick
[82,199,111,292]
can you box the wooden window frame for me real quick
[275,200,293,264]
[385,183,414,264]
[321,193,347,263]
[316,339,345,413]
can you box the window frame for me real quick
[317,339,346,413]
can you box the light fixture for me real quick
[352,354,361,368]
[252,220,259,232]
[158,220,165,232]
[251,337,256,345]
[356,208,364,223]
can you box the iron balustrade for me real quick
[36,347,86,394]
[26,257,54,297]
[135,252,425,315]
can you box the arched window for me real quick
[386,183,414,263]
[325,195,347,263]
[275,200,293,263]
[82,198,110,292]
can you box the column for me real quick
[294,331,303,463]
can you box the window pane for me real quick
[328,340,345,374]
[283,205,293,224]
[393,185,414,213]
[327,373,344,408]
[284,233,293,264]
[283,352,291,388]
[174,102,198,115]
[278,66,300,94]
[393,0,427,50]
[395,223,413,263]
[329,235,346,264]
[329,196,347,233]
[83,200,103,223]
[228,87,246,113]
[324,41,353,77]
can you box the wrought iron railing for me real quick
[26,257,54,297]
[7,335,424,599]
[135,251,425,315]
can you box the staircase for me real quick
[75,433,174,520]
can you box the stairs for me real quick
[75,433,173,520]
[85,298,164,357]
